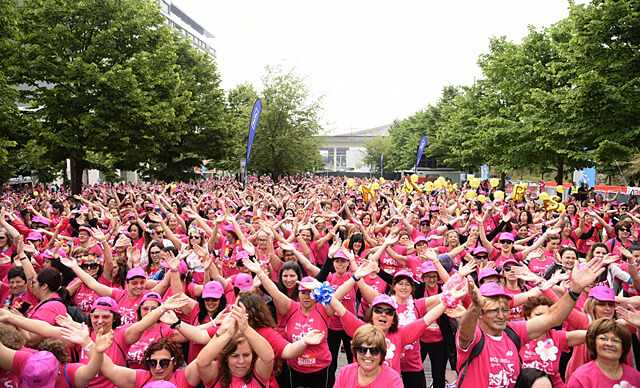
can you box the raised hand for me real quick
[95,328,115,353]
[353,261,377,279]
[231,302,249,333]
[571,256,605,292]
[616,305,640,328]
[467,276,484,307]
[458,260,477,278]
[60,324,91,346]
[91,228,106,242]
[159,310,179,326]
[328,238,342,258]
[242,256,263,274]
[241,239,255,256]
[302,329,325,345]
[511,266,541,283]
[59,256,78,269]
[163,294,191,311]
[192,244,208,259]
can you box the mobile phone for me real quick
[18,302,31,315]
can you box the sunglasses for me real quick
[355,346,382,357]
[80,263,99,270]
[146,357,174,369]
[420,222,428,226]
[189,235,201,239]
[236,260,245,268]
[475,255,488,260]
[499,240,513,244]
[90,313,112,320]
[372,306,395,316]
[462,211,470,215]
[503,266,515,272]
[620,227,631,232]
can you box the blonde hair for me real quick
[482,296,510,311]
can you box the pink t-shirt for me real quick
[358,276,388,317]
[79,327,129,388]
[502,286,526,322]
[12,351,82,388]
[334,362,403,388]
[418,290,444,344]
[127,324,175,369]
[134,369,195,388]
[396,298,425,372]
[72,274,111,313]
[520,330,569,388]
[567,360,640,388]
[28,295,67,326]
[379,245,408,275]
[206,362,270,388]
[341,310,427,374]
[327,272,356,331]
[528,256,555,277]
[456,322,529,388]
[111,288,149,326]
[280,301,331,373]
[490,251,523,268]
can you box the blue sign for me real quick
[414,136,428,172]
[381,153,384,174]
[481,164,490,180]
[245,99,262,176]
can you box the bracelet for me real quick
[568,288,580,301]
[19,256,28,261]
[351,275,360,283]
[257,272,267,278]
[158,305,166,314]
[170,317,182,329]
[81,341,94,353]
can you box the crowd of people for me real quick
[0,174,639,388]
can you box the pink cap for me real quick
[221,224,235,233]
[27,231,43,241]
[419,216,429,223]
[91,297,118,313]
[31,216,51,226]
[160,260,189,275]
[498,232,514,242]
[479,282,512,299]
[371,294,398,310]
[393,269,414,281]
[472,246,488,255]
[588,286,616,303]
[140,292,163,306]
[202,281,224,299]
[298,276,316,291]
[236,251,249,262]
[421,261,437,274]
[233,273,253,290]
[478,268,501,282]
[333,251,348,260]
[429,205,439,211]
[413,236,428,246]
[502,258,520,268]
[22,351,58,388]
[78,226,93,235]
[126,267,147,280]
[144,381,177,388]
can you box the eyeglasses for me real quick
[424,275,438,280]
[128,280,145,286]
[597,335,622,344]
[146,357,174,369]
[499,240,513,244]
[484,308,509,316]
[0,236,6,240]
[589,200,596,203]
[420,222,428,226]
[80,263,99,270]
[475,255,488,260]
[355,346,382,356]
[372,306,395,316]
[619,227,631,232]
[150,251,162,256]
[90,313,112,320]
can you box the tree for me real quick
[228,66,324,178]
[10,0,227,191]
[361,135,391,173]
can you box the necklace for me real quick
[393,295,416,326]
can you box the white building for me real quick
[319,125,390,172]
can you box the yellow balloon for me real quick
[477,194,487,202]
[170,184,177,189]
[466,190,477,199]
[347,178,355,187]
[557,203,566,212]
[467,174,474,181]
[357,185,363,193]
[494,190,505,199]
[470,178,481,188]
[453,184,458,190]
[539,192,550,200]
[380,178,386,184]
[437,176,446,184]
[33,191,38,196]
[433,181,442,189]
[490,178,500,187]
[411,174,419,183]
[425,182,434,191]
[556,186,565,194]
[372,182,380,190]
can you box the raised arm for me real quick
[243,257,292,315]
[60,256,113,297]
[458,277,484,349]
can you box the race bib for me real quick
[297,352,317,367]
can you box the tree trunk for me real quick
[500,171,506,190]
[70,158,84,195]
[556,157,564,185]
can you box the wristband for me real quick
[81,341,94,353]
[158,305,166,314]
[170,317,182,329]
[351,275,360,283]
[257,272,267,278]
[568,288,580,301]
[300,337,308,346]
[19,256,28,261]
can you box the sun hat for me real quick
[371,294,398,310]
[31,216,51,226]
[333,250,348,260]
[588,286,616,303]
[91,297,118,313]
[145,381,177,388]
[21,351,58,388]
[479,282,512,299]
[202,281,224,299]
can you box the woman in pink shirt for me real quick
[567,318,640,387]
[334,325,403,388]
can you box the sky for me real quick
[174,0,578,135]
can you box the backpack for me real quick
[34,297,88,324]
[456,326,521,388]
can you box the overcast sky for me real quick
[174,0,577,135]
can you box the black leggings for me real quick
[401,369,426,388]
[327,328,353,387]
[420,340,448,388]
[288,365,331,388]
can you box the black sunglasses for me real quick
[503,266,513,272]
[462,211,470,215]
[189,235,201,239]
[146,357,174,369]
[372,306,395,316]
[475,255,488,260]
[619,227,631,232]
[420,222,428,226]
[499,240,513,244]
[355,346,382,356]
[80,263,99,270]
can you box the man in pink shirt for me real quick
[456,257,606,388]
